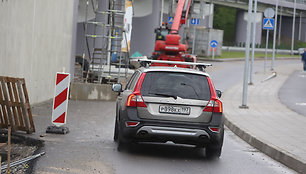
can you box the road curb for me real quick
[224,117,306,174]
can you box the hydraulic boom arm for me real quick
[170,0,192,33]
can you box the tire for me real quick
[205,145,222,159]
[117,129,127,152]
[206,128,224,159]
[117,135,124,151]
[113,120,119,142]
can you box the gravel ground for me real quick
[0,132,43,174]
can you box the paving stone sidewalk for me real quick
[222,64,306,174]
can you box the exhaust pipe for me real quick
[199,135,208,140]
[138,130,148,137]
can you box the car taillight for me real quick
[125,121,140,127]
[126,93,147,107]
[204,76,222,113]
[209,127,220,133]
[126,72,147,108]
[203,99,223,113]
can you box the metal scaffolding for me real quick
[82,0,130,84]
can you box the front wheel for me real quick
[113,120,119,142]
[117,128,127,151]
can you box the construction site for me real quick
[0,0,306,173]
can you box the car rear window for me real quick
[141,72,211,100]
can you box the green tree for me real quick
[213,5,237,46]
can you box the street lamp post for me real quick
[271,0,278,71]
[278,6,283,48]
[291,0,297,55]
[240,0,253,109]
[160,0,164,26]
[250,0,258,85]
[299,12,302,40]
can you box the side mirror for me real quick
[216,90,222,98]
[112,83,122,92]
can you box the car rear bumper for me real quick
[119,118,223,146]
[137,126,210,139]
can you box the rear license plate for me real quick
[159,105,190,115]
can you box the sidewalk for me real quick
[222,63,306,173]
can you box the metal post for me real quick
[107,2,113,76]
[7,125,11,174]
[160,0,164,26]
[250,0,257,85]
[241,0,253,108]
[299,12,302,40]
[291,0,297,55]
[212,48,215,60]
[271,0,278,71]
[82,0,89,82]
[192,27,196,54]
[209,2,214,28]
[278,6,282,48]
[265,30,269,74]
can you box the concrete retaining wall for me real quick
[70,83,118,101]
[0,0,77,104]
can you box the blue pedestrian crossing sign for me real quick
[263,18,274,30]
[210,40,218,48]
[190,18,200,25]
[168,17,174,24]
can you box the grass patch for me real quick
[214,51,301,59]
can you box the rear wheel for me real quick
[205,127,224,159]
[206,145,222,159]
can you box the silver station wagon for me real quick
[112,62,224,158]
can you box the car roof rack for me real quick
[137,59,212,72]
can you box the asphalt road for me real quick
[31,60,299,174]
[279,70,306,117]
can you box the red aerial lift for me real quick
[151,0,195,68]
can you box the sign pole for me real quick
[265,30,269,74]
[263,8,275,73]
[190,18,199,54]
[210,40,218,59]
[192,26,196,54]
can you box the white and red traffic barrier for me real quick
[51,72,70,127]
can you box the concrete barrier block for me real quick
[70,82,118,101]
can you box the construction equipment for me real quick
[151,0,196,68]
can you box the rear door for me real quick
[120,70,141,110]
[139,71,212,123]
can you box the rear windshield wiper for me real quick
[149,92,177,100]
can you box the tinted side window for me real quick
[126,71,140,90]
[141,72,211,100]
[126,71,138,90]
